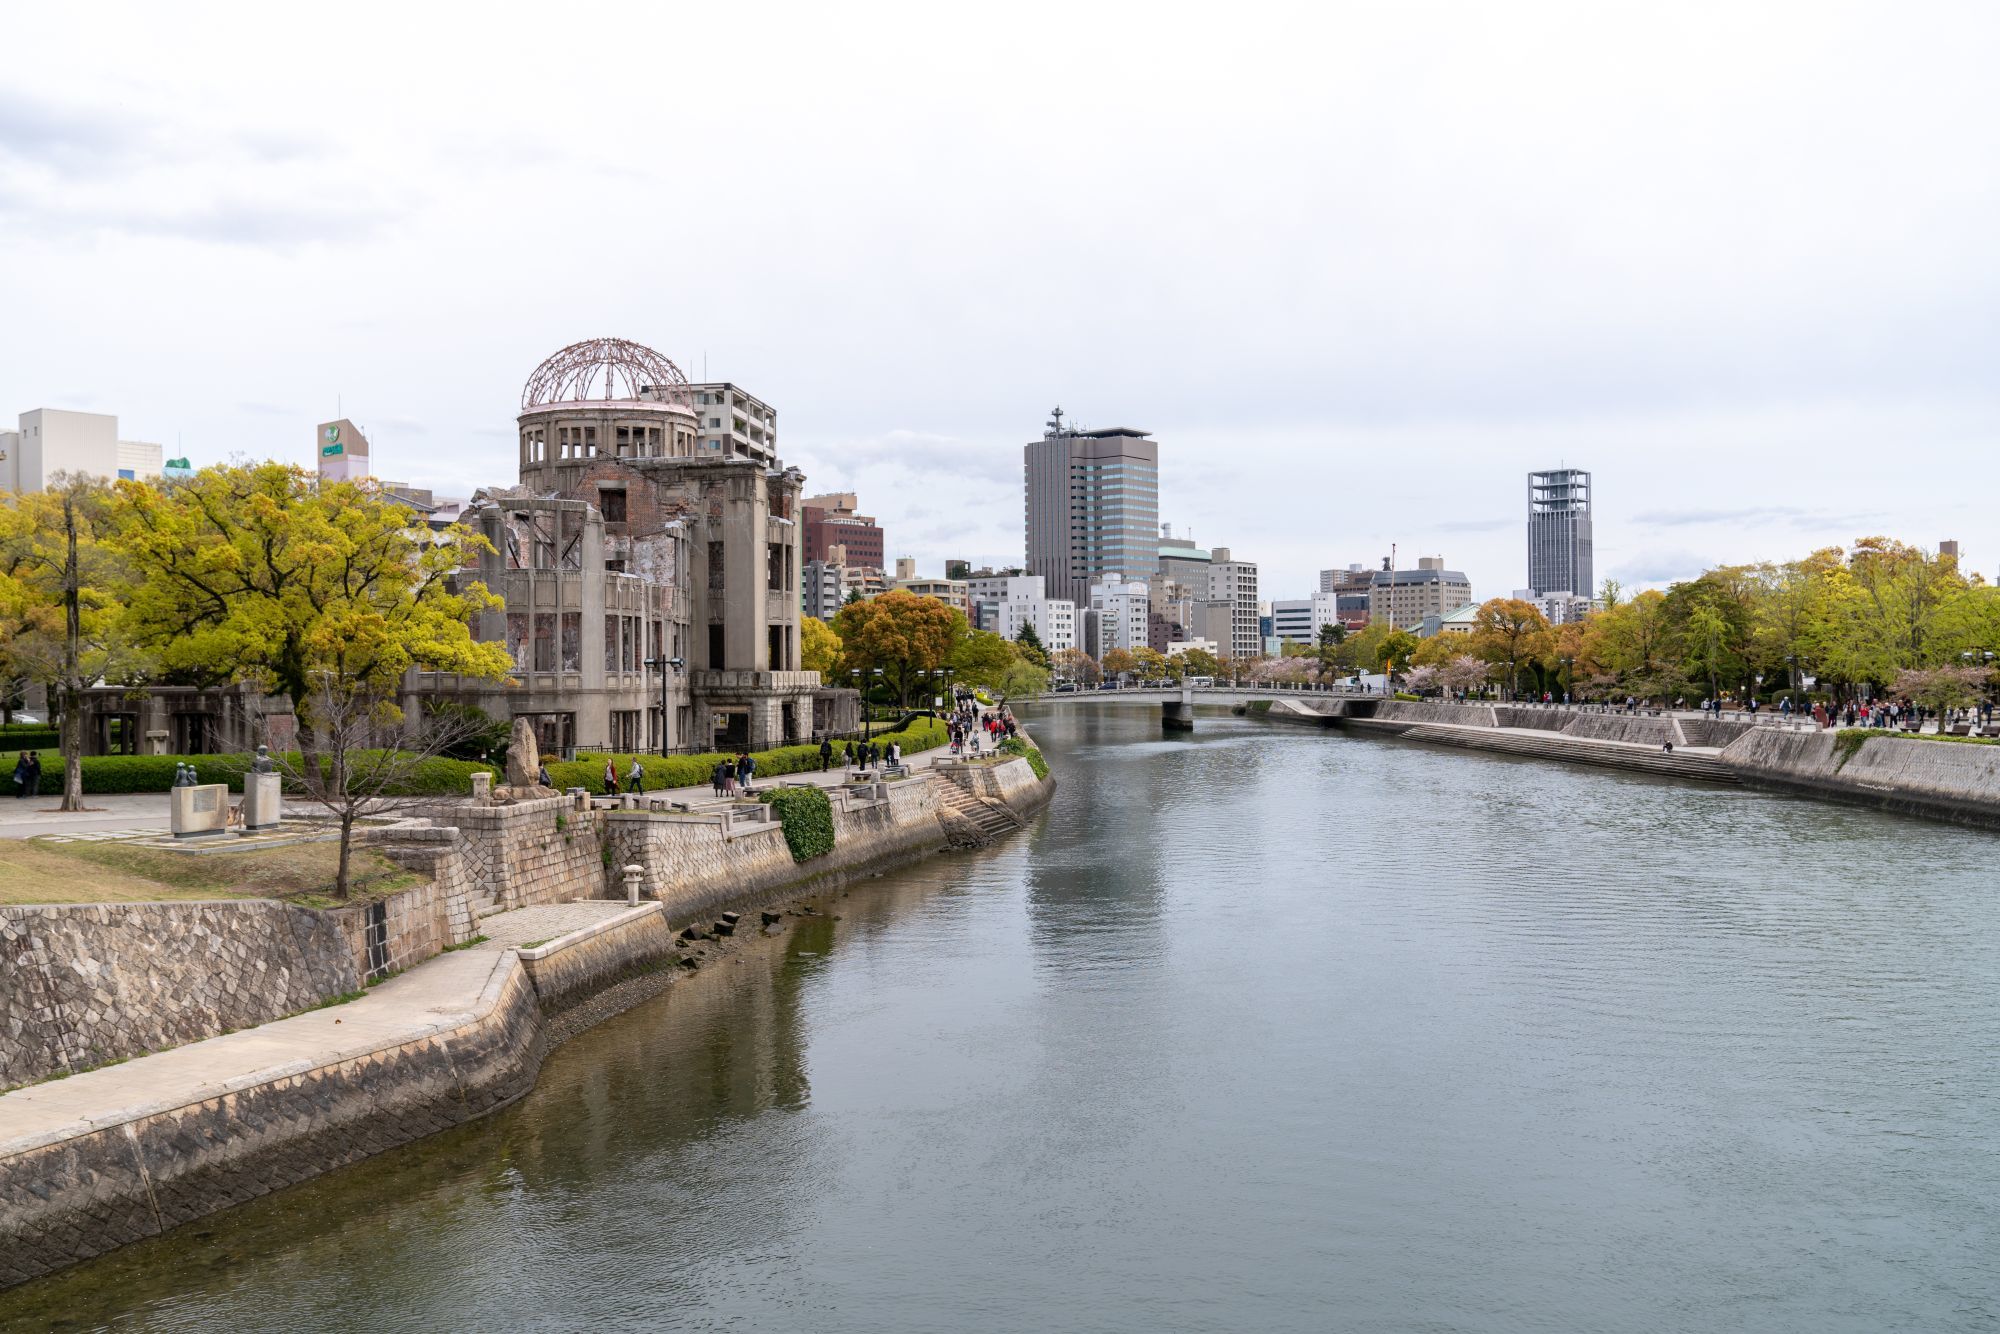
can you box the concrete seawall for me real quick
[0,758,1055,1291]
[1247,697,2000,824]
[0,950,546,1290]
[1719,729,2000,828]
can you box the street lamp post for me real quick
[641,654,684,756]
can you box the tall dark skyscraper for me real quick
[1527,468,1593,597]
[1024,407,1160,608]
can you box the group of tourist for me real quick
[706,752,761,797]
[814,736,900,774]
[947,696,1017,756]
[9,751,43,800]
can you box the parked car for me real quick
[1053,683,1077,693]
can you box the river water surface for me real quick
[5,706,1997,1332]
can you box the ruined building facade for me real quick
[410,337,850,755]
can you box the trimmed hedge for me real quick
[758,785,835,862]
[0,726,59,749]
[29,751,499,797]
[551,718,951,795]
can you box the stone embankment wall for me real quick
[517,904,678,1014]
[0,902,359,1093]
[0,758,1058,1291]
[425,796,610,913]
[606,773,962,922]
[1719,729,2000,827]
[0,953,546,1291]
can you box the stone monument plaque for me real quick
[172,783,230,838]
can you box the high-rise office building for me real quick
[1024,407,1160,609]
[1527,468,1593,599]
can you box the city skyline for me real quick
[3,5,1996,600]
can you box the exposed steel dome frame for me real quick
[521,337,693,411]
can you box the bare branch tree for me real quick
[260,678,496,901]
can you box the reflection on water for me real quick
[5,706,1998,1333]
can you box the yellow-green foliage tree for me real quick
[0,477,140,811]
[1101,647,1139,680]
[833,589,968,706]
[801,615,842,677]
[114,464,509,717]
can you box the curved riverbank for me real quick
[1248,697,2000,826]
[0,759,1055,1291]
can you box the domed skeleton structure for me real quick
[521,337,693,412]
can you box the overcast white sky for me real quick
[4,2,1996,601]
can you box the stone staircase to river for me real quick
[933,779,1024,847]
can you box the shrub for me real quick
[557,718,951,796]
[999,736,1049,780]
[0,726,59,748]
[34,751,498,797]
[758,785,835,862]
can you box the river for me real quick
[4,705,1996,1332]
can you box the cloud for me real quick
[1433,518,1516,534]
[1632,504,1881,530]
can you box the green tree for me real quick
[833,589,968,706]
[1013,622,1051,670]
[112,465,513,897]
[1314,622,1347,680]
[0,478,143,811]
[1102,647,1139,680]
[1177,647,1221,677]
[948,628,1021,693]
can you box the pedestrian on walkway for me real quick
[626,757,644,793]
[711,760,727,796]
[738,751,756,793]
[536,760,552,788]
[11,751,31,800]
[603,758,617,793]
[819,737,833,772]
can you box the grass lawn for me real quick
[0,838,424,908]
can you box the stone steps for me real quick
[933,781,1022,846]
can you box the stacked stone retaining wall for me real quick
[606,773,963,923]
[517,904,679,1013]
[0,954,545,1290]
[426,797,610,912]
[0,902,359,1093]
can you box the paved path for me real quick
[0,793,171,841]
[473,902,631,949]
[0,949,507,1148]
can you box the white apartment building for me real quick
[1207,546,1260,660]
[987,574,1077,653]
[1,409,163,492]
[1270,598,1313,643]
[689,383,778,465]
[1087,573,1151,660]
